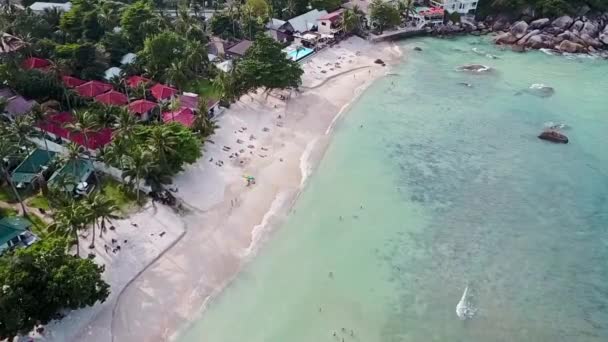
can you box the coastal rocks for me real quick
[600,27,608,44]
[552,16,574,30]
[510,21,529,38]
[492,18,511,31]
[517,29,540,45]
[570,20,584,33]
[557,31,584,45]
[494,32,518,44]
[525,34,556,49]
[456,64,492,73]
[529,18,550,30]
[580,33,603,48]
[413,47,423,51]
[511,44,526,52]
[581,21,599,37]
[557,40,586,53]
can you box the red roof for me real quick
[318,9,344,22]
[94,90,128,106]
[162,107,195,127]
[75,81,113,97]
[128,99,156,114]
[61,75,86,88]
[150,83,178,100]
[36,112,112,149]
[22,57,51,70]
[126,75,150,88]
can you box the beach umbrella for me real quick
[128,99,156,114]
[94,90,128,106]
[126,75,150,88]
[22,57,50,70]
[75,81,113,97]
[150,83,178,101]
[62,75,85,88]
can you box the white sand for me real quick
[41,37,402,342]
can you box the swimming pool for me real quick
[286,47,314,61]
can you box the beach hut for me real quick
[179,94,220,117]
[11,148,56,189]
[128,99,156,120]
[150,83,178,101]
[0,217,36,255]
[94,90,128,106]
[226,40,253,58]
[36,112,113,150]
[162,107,196,127]
[49,159,95,194]
[61,75,85,88]
[75,81,112,97]
[21,57,50,70]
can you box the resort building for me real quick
[286,9,328,34]
[49,159,95,195]
[29,2,72,13]
[266,19,294,43]
[11,148,56,189]
[225,40,253,59]
[0,88,37,120]
[317,9,345,35]
[0,217,37,255]
[430,0,478,15]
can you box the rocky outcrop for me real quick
[529,18,550,30]
[557,40,586,53]
[552,16,574,30]
[488,13,608,55]
[510,21,529,38]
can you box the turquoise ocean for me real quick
[179,37,608,341]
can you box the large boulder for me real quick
[493,18,510,31]
[599,28,608,45]
[517,29,540,45]
[580,33,603,48]
[557,31,585,45]
[510,21,529,38]
[543,26,565,35]
[529,18,550,30]
[552,15,574,30]
[494,32,518,44]
[525,34,556,49]
[580,21,599,37]
[571,20,584,33]
[557,40,586,53]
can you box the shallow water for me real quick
[179,37,608,342]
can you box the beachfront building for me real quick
[0,217,37,255]
[430,0,478,15]
[11,148,56,189]
[408,6,445,27]
[266,19,294,43]
[225,40,253,59]
[287,9,328,34]
[49,159,95,195]
[29,2,72,13]
[317,9,344,35]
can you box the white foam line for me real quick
[241,191,290,258]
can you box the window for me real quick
[321,22,327,26]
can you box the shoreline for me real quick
[47,36,403,342]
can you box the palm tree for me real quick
[113,108,139,140]
[341,9,360,34]
[121,146,154,202]
[66,110,101,184]
[49,200,90,255]
[145,124,178,172]
[84,192,118,247]
[28,106,53,159]
[0,132,27,215]
[62,142,85,192]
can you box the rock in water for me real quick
[527,83,555,97]
[494,32,517,45]
[456,286,477,320]
[413,47,423,51]
[557,40,586,53]
[457,64,492,73]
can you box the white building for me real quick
[431,0,478,15]
[29,2,72,13]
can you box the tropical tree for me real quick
[370,0,401,33]
[121,146,154,201]
[0,237,109,340]
[341,8,361,34]
[0,129,27,215]
[84,192,118,247]
[48,200,90,255]
[120,0,164,48]
[66,110,102,185]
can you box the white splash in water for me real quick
[456,286,477,320]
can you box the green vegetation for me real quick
[27,194,50,211]
[370,0,401,34]
[100,177,140,213]
[0,238,109,340]
[0,207,17,217]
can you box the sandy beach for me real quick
[42,36,402,342]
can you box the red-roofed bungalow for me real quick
[128,99,156,120]
[94,90,128,106]
[61,75,85,88]
[36,112,113,150]
[150,83,178,101]
[75,81,112,97]
[162,107,195,127]
[126,75,150,88]
[22,57,51,70]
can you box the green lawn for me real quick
[186,79,221,100]
[28,194,50,210]
[100,178,141,213]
